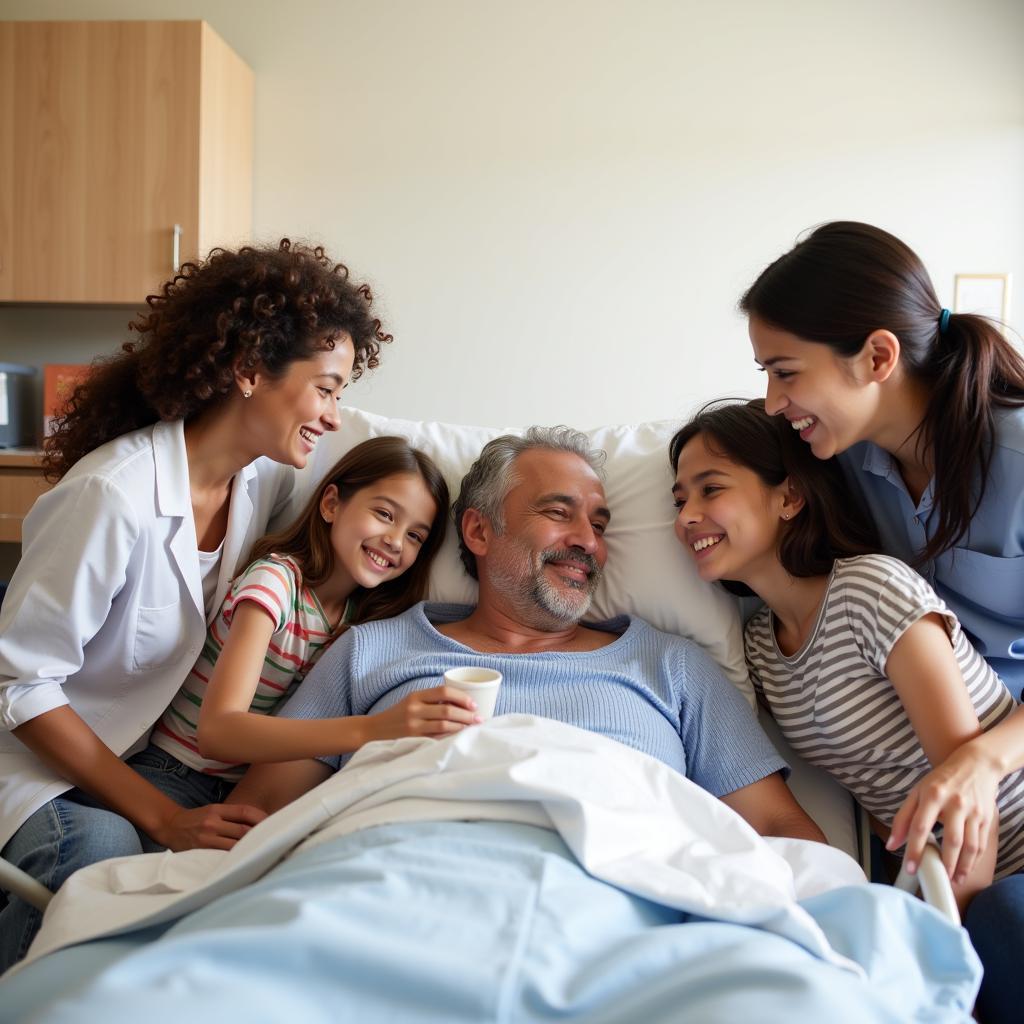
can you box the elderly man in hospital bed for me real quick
[0,425,981,1023]
[234,426,823,841]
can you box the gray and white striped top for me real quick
[746,553,1024,879]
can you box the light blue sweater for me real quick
[279,602,786,797]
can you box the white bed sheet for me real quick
[21,715,868,975]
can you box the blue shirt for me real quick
[279,602,786,797]
[839,406,1024,697]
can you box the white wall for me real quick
[1,0,1022,429]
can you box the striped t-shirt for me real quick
[152,554,339,779]
[746,553,1024,879]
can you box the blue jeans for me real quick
[963,872,1024,1024]
[0,745,233,974]
[125,745,234,850]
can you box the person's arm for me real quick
[1,475,264,851]
[883,613,1000,893]
[202,676,480,764]
[198,601,479,765]
[674,636,819,836]
[230,758,333,815]
[888,706,1024,872]
[195,599,367,763]
[14,706,266,850]
[720,772,826,842]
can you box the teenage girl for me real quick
[144,436,478,781]
[0,239,389,971]
[670,398,1024,1021]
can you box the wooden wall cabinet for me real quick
[0,20,253,305]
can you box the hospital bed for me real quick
[0,408,977,1021]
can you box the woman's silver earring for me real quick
[242,389,252,399]
[782,513,791,520]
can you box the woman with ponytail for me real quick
[741,221,1024,1022]
[0,240,391,971]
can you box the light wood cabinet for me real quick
[0,20,253,305]
[0,449,49,544]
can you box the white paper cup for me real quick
[443,667,503,721]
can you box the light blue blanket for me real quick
[0,821,979,1023]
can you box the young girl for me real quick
[671,398,1024,1020]
[669,400,1024,897]
[142,436,478,784]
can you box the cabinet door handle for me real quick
[172,224,183,274]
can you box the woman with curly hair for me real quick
[0,239,391,971]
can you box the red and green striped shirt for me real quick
[152,554,341,779]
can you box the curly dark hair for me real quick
[43,239,392,480]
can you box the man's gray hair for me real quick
[453,426,607,580]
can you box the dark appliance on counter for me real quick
[0,364,38,448]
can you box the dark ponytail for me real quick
[740,221,1024,562]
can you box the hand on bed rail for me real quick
[886,740,1000,884]
[894,836,960,925]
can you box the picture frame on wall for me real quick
[953,272,1013,326]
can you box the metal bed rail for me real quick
[1,831,960,922]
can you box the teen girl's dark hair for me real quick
[44,239,392,481]
[740,220,1024,562]
[249,436,449,627]
[669,399,880,590]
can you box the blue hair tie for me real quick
[939,308,952,335]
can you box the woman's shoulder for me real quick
[833,553,924,590]
[834,551,909,577]
[832,554,941,617]
[29,424,166,530]
[61,421,165,490]
[238,552,302,586]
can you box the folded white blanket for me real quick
[21,716,865,974]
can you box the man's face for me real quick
[483,449,610,628]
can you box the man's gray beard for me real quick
[488,537,602,628]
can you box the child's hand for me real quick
[366,686,482,742]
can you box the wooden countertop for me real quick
[0,448,44,468]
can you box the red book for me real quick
[43,364,91,436]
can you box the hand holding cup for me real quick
[442,667,503,721]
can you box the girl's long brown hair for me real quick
[249,437,449,627]
[740,221,1024,563]
[44,239,392,481]
[669,399,880,592]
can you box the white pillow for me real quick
[288,407,752,703]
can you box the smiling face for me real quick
[243,338,355,469]
[749,316,878,460]
[320,471,438,595]
[482,449,610,627]
[672,433,789,586]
